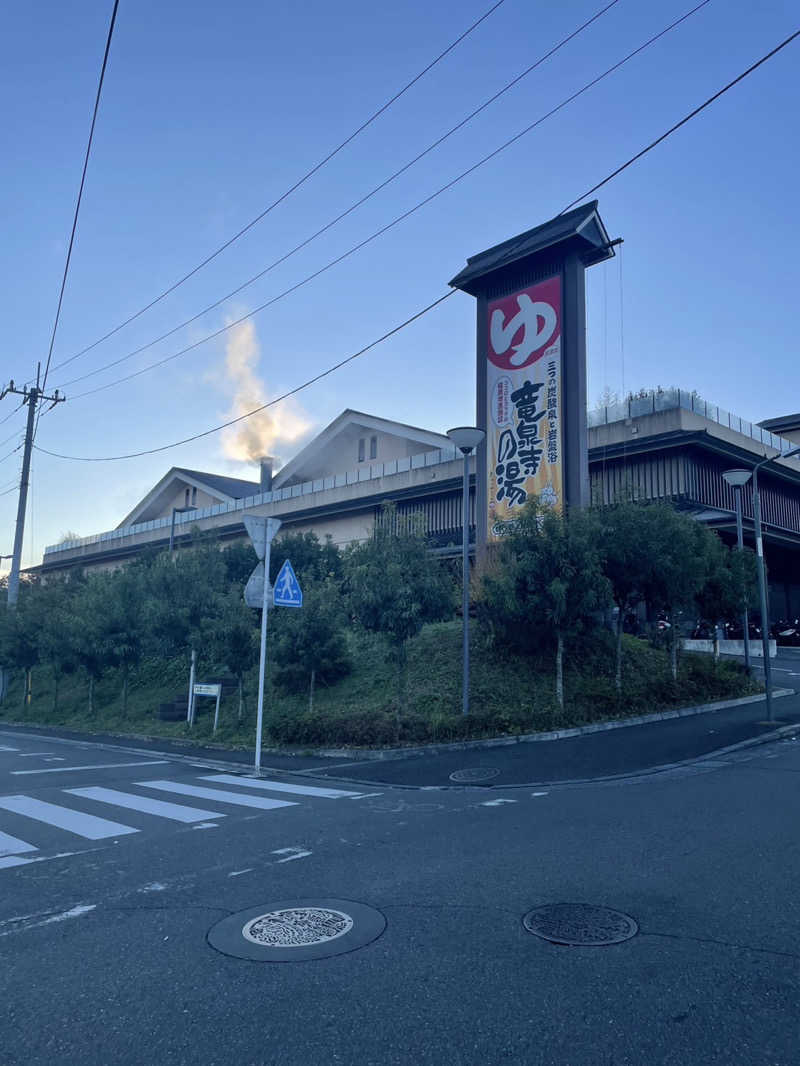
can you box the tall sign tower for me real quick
[449,201,615,553]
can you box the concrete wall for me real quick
[159,484,223,520]
[282,427,434,486]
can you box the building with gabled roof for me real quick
[38,395,800,622]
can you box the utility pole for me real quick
[1,370,65,608]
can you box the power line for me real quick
[560,27,800,213]
[59,0,711,402]
[45,0,509,378]
[35,20,798,468]
[34,291,457,462]
[0,401,25,429]
[39,0,119,397]
[54,0,621,393]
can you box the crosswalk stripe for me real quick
[66,786,227,824]
[0,830,38,858]
[200,773,362,799]
[11,760,170,775]
[0,795,138,839]
[139,780,297,811]
[0,856,34,870]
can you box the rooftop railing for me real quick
[44,445,462,556]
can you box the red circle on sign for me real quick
[487,277,560,371]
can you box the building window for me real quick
[185,488,190,506]
[191,487,197,505]
[358,438,365,462]
[369,435,377,460]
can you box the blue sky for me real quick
[1,0,798,570]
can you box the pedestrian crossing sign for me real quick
[273,559,302,608]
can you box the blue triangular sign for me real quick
[273,559,303,608]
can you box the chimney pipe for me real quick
[260,456,274,492]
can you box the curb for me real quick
[312,688,794,763]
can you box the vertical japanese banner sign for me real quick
[486,274,562,540]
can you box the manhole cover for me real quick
[243,908,353,947]
[522,903,638,946]
[207,898,386,962]
[449,767,500,783]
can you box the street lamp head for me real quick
[722,468,753,488]
[446,426,485,454]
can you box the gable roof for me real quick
[172,467,259,500]
[117,466,259,529]
[271,409,451,490]
[449,201,614,295]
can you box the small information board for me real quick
[193,683,223,732]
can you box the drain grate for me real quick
[522,903,638,946]
[208,898,386,962]
[449,767,500,783]
[243,908,353,948]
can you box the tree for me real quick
[593,502,666,692]
[271,578,351,711]
[694,534,758,658]
[71,574,114,715]
[202,590,260,721]
[0,585,41,708]
[637,507,716,680]
[101,569,146,716]
[36,580,79,713]
[345,504,453,730]
[478,503,609,708]
[269,530,342,586]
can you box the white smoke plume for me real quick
[220,318,312,464]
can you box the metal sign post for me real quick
[192,683,222,733]
[243,515,282,774]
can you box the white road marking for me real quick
[480,799,517,807]
[228,868,253,877]
[66,786,226,824]
[0,745,19,752]
[139,882,167,893]
[531,791,549,797]
[15,752,57,757]
[272,846,312,863]
[200,773,362,799]
[11,760,170,775]
[0,795,138,839]
[0,850,89,871]
[191,822,219,830]
[140,780,297,811]
[347,792,384,799]
[0,904,96,937]
[0,830,38,857]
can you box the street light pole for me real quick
[447,427,485,717]
[733,484,751,673]
[751,463,774,721]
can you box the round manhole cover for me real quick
[522,903,638,946]
[449,767,500,783]
[208,898,386,962]
[243,908,353,947]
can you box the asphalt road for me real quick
[1,724,799,1065]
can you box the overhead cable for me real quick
[60,0,711,401]
[46,0,509,376]
[55,0,621,392]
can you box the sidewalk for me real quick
[312,689,800,787]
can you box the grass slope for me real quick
[0,622,758,749]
